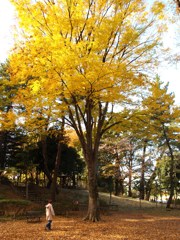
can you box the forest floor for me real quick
[0,209,180,240]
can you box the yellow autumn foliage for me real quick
[0,110,16,131]
[7,0,171,137]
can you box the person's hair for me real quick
[48,199,52,203]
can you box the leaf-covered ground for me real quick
[0,210,180,240]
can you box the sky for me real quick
[0,0,180,105]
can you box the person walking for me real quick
[45,199,55,231]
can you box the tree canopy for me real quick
[6,0,173,221]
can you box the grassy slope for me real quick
[0,183,169,208]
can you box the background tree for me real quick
[141,77,180,207]
[37,135,85,188]
[0,62,24,170]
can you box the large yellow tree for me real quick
[9,0,168,221]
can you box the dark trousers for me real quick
[46,220,52,230]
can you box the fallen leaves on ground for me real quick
[0,211,180,240]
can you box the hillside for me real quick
[0,183,20,199]
[0,182,167,208]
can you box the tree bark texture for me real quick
[83,160,100,222]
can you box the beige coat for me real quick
[45,203,55,220]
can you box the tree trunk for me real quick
[67,99,109,221]
[51,140,61,201]
[0,131,8,170]
[83,160,100,222]
[72,172,76,188]
[25,170,29,200]
[114,149,124,196]
[163,125,175,209]
[166,183,174,208]
[119,177,124,195]
[51,117,64,201]
[139,140,147,200]
[115,179,120,196]
[35,169,39,186]
[41,136,52,188]
[146,151,165,201]
[115,176,124,196]
[128,155,133,197]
